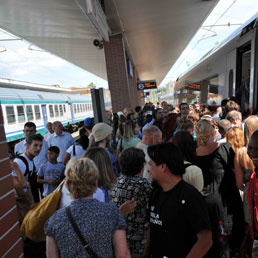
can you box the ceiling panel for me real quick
[0,0,218,84]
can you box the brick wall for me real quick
[104,34,131,113]
[0,104,23,258]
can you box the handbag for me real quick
[66,206,100,258]
[20,180,65,242]
[15,186,34,225]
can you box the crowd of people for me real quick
[9,98,258,258]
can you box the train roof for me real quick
[176,12,258,82]
[0,87,91,104]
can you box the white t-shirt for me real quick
[136,141,152,182]
[183,161,204,193]
[12,154,34,182]
[58,184,105,209]
[66,145,85,159]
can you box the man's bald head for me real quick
[142,126,162,145]
[218,119,231,138]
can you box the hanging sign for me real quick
[137,80,157,90]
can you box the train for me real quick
[169,13,258,112]
[0,86,99,143]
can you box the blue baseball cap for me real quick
[84,117,94,127]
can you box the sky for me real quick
[0,0,257,89]
[0,32,108,89]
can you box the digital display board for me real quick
[185,84,200,90]
[137,80,157,90]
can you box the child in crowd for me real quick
[37,146,65,197]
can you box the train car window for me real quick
[84,104,86,112]
[80,104,83,112]
[17,106,25,123]
[74,104,77,113]
[54,105,59,117]
[26,105,34,121]
[6,106,16,124]
[34,105,41,120]
[77,104,80,113]
[59,105,63,116]
[49,105,54,118]
[82,104,85,112]
[63,104,66,113]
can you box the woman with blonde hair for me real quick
[83,147,117,202]
[45,158,130,258]
[116,120,140,154]
[234,115,258,225]
[195,119,244,257]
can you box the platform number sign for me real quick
[137,80,157,90]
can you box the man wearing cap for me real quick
[92,122,120,178]
[84,117,94,145]
[47,121,75,162]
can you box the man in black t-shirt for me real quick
[145,143,212,258]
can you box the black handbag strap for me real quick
[66,206,99,258]
[119,138,123,152]
[73,145,76,156]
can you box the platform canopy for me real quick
[0,0,218,85]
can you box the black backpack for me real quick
[16,155,40,203]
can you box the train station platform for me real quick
[0,0,220,256]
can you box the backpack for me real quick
[16,155,41,203]
[21,180,65,242]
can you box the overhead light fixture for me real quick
[86,0,110,41]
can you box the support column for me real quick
[104,34,131,112]
[0,105,23,257]
[104,34,143,112]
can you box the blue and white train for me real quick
[0,87,94,143]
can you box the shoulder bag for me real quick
[66,205,100,258]
[21,180,65,242]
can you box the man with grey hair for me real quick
[225,110,242,128]
[136,125,162,181]
[44,122,54,141]
[47,121,75,162]
[217,119,232,143]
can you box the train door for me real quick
[236,42,251,112]
[228,70,234,97]
[69,103,75,124]
[41,105,48,133]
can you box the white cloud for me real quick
[13,68,28,76]
[38,58,67,67]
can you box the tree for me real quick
[88,82,97,89]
